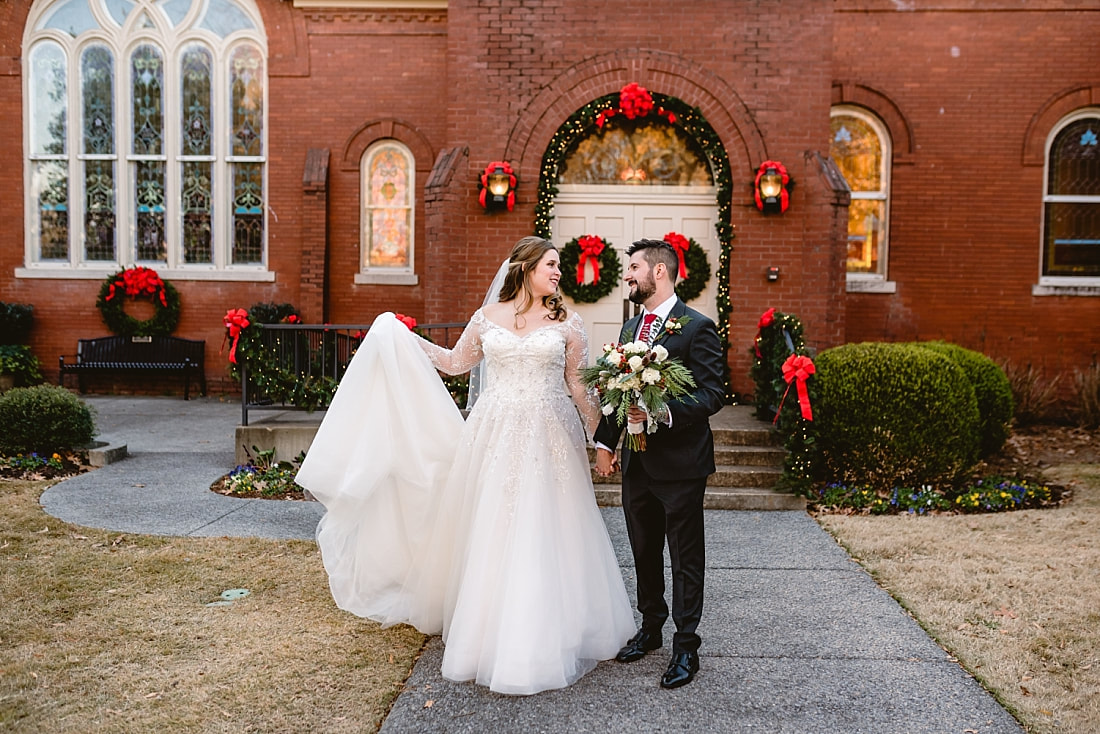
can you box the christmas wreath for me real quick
[663,232,711,303]
[558,235,622,303]
[96,266,181,336]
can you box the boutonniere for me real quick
[660,315,692,338]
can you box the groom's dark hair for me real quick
[627,239,680,283]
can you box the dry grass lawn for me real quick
[0,480,424,733]
[818,464,1100,734]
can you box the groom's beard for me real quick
[628,272,656,304]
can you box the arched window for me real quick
[358,141,416,284]
[559,117,713,186]
[1042,110,1100,281]
[830,106,892,283]
[23,0,268,278]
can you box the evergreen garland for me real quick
[535,90,734,398]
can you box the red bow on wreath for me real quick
[663,232,691,280]
[754,160,790,213]
[105,266,168,306]
[222,308,250,365]
[774,353,815,424]
[754,307,776,358]
[394,313,418,331]
[478,161,516,212]
[576,235,606,285]
[596,83,677,129]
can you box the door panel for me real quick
[552,192,718,361]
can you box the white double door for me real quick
[550,185,720,359]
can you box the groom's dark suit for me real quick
[594,299,725,655]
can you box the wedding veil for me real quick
[466,258,511,409]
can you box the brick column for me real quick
[301,148,330,322]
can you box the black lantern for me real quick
[479,161,516,211]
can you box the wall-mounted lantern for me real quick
[479,161,516,212]
[754,160,791,214]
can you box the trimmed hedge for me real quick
[0,385,96,454]
[912,341,1014,457]
[812,342,980,491]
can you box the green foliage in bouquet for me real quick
[0,384,96,454]
[911,341,1014,457]
[808,342,980,492]
[0,345,44,387]
[580,341,696,451]
[0,302,35,345]
[750,309,806,421]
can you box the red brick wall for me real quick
[834,2,1100,380]
[3,0,1097,402]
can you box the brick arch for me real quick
[339,119,434,173]
[505,49,767,181]
[1021,85,1100,167]
[831,82,914,163]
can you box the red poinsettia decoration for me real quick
[478,161,516,211]
[576,235,607,285]
[754,307,777,358]
[596,83,677,129]
[105,266,168,307]
[662,232,691,280]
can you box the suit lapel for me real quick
[621,314,642,343]
[651,299,687,346]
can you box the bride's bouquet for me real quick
[580,341,696,451]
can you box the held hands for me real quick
[595,447,620,477]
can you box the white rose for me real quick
[628,355,645,371]
[625,341,647,355]
[652,344,669,361]
[641,367,660,384]
[601,403,615,416]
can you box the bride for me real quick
[296,236,635,695]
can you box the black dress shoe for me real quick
[615,629,662,663]
[659,651,699,689]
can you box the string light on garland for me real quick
[536,87,735,398]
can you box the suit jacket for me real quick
[593,299,726,481]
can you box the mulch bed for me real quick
[0,450,91,481]
[208,474,311,501]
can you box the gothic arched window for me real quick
[23,0,267,276]
[831,107,892,281]
[358,141,416,284]
[1042,110,1100,280]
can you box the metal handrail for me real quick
[239,322,467,425]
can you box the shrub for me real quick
[0,303,34,345]
[0,385,96,454]
[0,345,44,387]
[912,341,1014,457]
[1073,361,1100,429]
[1001,361,1061,426]
[750,309,807,420]
[811,342,980,492]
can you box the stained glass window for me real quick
[559,118,712,186]
[23,0,266,273]
[830,108,891,276]
[363,143,413,270]
[1043,113,1100,277]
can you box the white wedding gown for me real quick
[296,309,634,695]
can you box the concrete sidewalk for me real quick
[39,396,1023,733]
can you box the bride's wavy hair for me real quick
[499,236,567,322]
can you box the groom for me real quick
[595,238,725,689]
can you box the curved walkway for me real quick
[40,396,1023,733]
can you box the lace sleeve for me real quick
[563,311,601,439]
[416,310,485,376]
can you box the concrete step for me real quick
[592,463,784,488]
[593,484,806,511]
[586,444,785,468]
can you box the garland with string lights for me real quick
[535,88,734,398]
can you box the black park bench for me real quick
[58,335,207,400]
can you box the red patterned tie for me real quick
[638,313,657,343]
